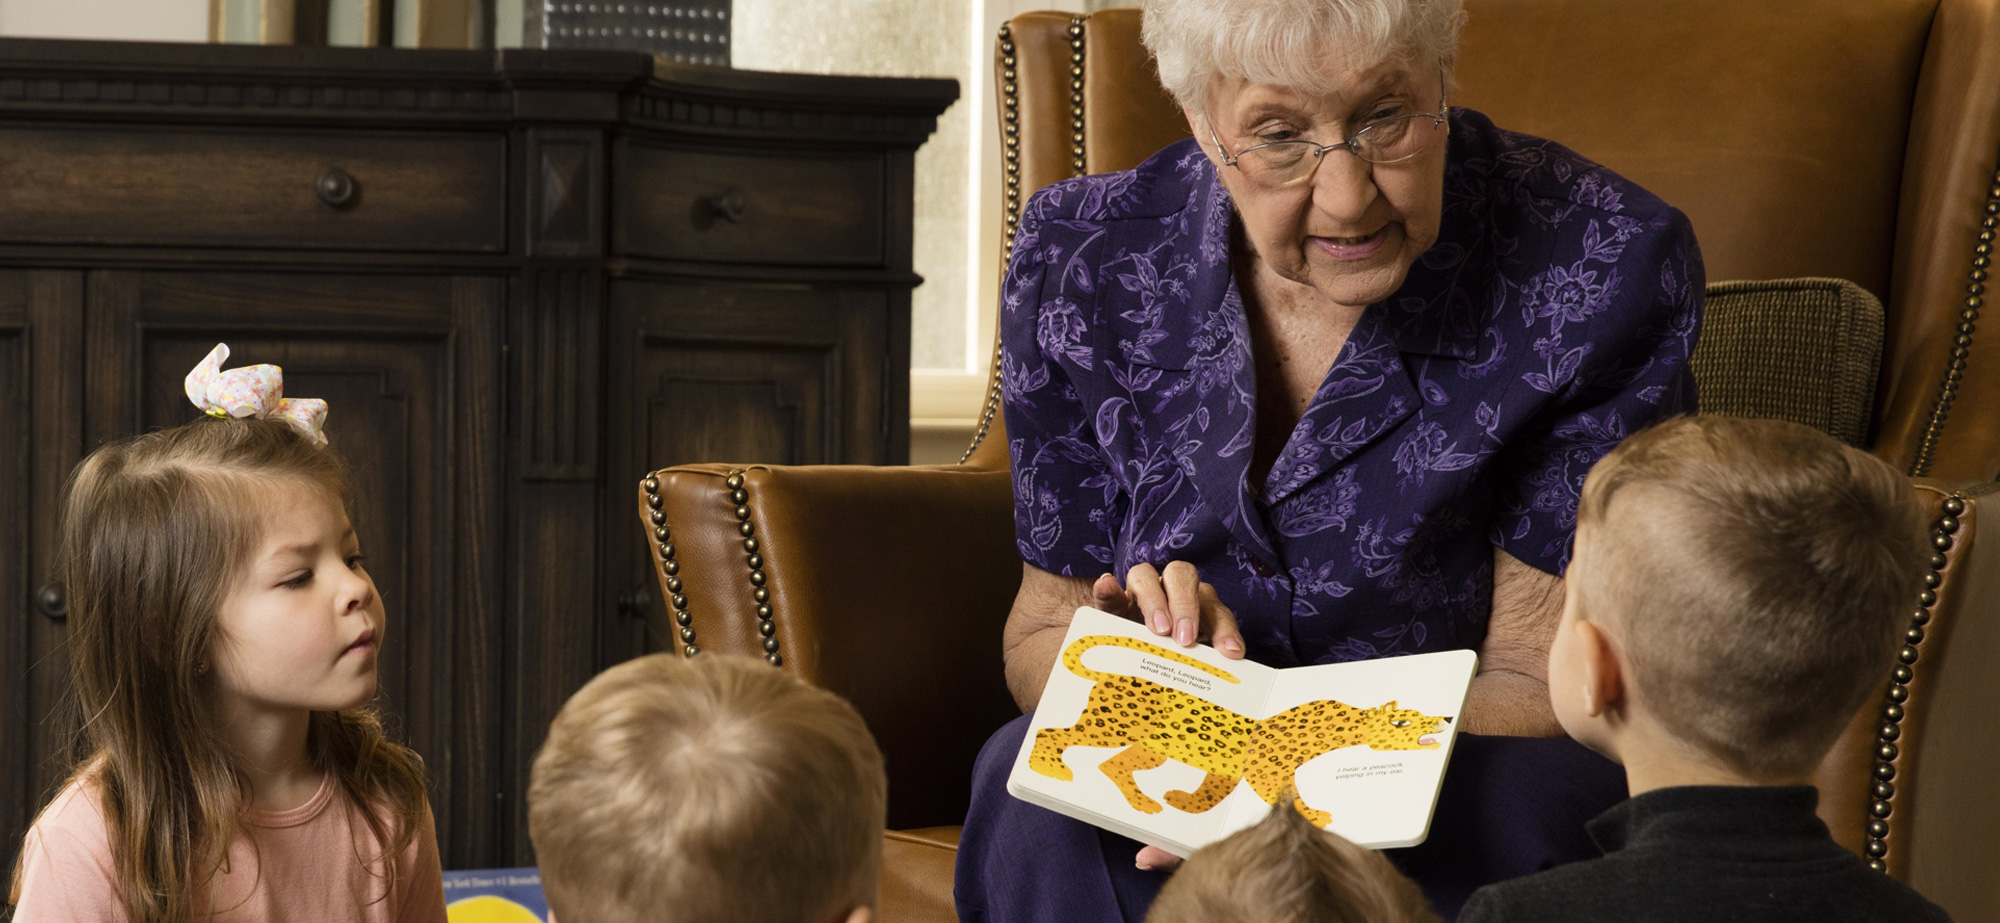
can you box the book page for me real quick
[1006,608,1273,855]
[1224,649,1477,848]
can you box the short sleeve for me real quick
[1489,207,1704,574]
[1000,188,1120,578]
[12,784,127,922]
[396,804,450,923]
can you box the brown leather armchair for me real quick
[643,2,2000,919]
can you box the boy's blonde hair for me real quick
[1147,801,1439,923]
[528,653,886,923]
[1574,415,1928,780]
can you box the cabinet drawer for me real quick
[616,143,885,267]
[0,126,506,253]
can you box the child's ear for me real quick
[1573,619,1625,718]
[840,906,873,923]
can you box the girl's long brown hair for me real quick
[8,417,431,921]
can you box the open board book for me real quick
[1007,607,1477,857]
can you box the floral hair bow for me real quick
[183,343,330,447]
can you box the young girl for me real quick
[7,345,447,921]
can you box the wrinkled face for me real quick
[1190,59,1449,310]
[211,484,384,718]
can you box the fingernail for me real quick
[1175,623,1193,646]
[1222,638,1243,656]
[1150,612,1168,635]
[1135,860,1154,871]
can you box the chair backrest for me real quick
[975,0,2000,482]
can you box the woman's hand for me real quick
[1091,561,1245,657]
[1134,845,1183,872]
[1002,561,1247,713]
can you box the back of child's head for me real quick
[41,413,426,921]
[1146,801,1439,923]
[528,652,887,923]
[1573,414,1928,780]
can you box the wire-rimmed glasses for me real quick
[1205,71,1450,189]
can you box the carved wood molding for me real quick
[521,268,602,480]
[0,40,956,142]
[527,130,604,259]
[0,75,510,120]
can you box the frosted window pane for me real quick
[732,0,970,371]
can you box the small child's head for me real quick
[528,653,888,923]
[62,415,373,740]
[1556,415,1928,782]
[1147,801,1439,923]
[45,359,426,921]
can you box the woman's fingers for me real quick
[1134,844,1182,872]
[1126,562,1172,636]
[1161,561,1203,647]
[1090,572,1133,617]
[1199,582,1245,658]
[1123,561,1239,655]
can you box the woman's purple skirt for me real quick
[954,713,1626,922]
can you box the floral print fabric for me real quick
[1002,109,1703,668]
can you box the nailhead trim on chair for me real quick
[961,23,1025,464]
[1911,164,2000,478]
[726,470,784,667]
[1067,16,1087,177]
[643,474,701,658]
[962,16,1095,464]
[1863,494,1964,872]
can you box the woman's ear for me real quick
[1184,107,1222,164]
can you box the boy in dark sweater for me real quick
[1458,416,1950,922]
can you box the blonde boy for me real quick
[1146,799,1439,923]
[1459,416,1949,921]
[528,653,887,923]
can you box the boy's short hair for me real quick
[527,653,886,923]
[1146,801,1439,923]
[1574,415,1928,780]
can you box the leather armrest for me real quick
[1812,478,2000,919]
[879,826,962,923]
[642,463,1023,829]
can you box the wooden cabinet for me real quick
[0,38,955,869]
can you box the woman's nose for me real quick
[1310,151,1378,222]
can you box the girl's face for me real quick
[210,484,384,718]
[1189,60,1449,310]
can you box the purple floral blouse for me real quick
[1002,108,1703,668]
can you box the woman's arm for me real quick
[1462,547,1565,736]
[1002,564,1094,712]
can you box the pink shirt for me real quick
[14,772,448,922]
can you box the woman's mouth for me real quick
[1312,227,1390,261]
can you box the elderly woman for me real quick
[954,0,1703,920]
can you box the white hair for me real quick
[1141,0,1465,111]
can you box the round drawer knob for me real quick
[34,581,66,621]
[704,189,746,223]
[317,168,358,207]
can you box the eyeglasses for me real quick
[1205,70,1450,189]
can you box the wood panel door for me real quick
[84,269,506,869]
[0,270,83,862]
[600,276,902,658]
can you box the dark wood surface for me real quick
[0,37,955,870]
